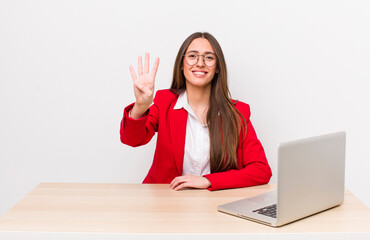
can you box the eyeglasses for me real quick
[183,52,217,67]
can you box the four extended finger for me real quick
[138,56,143,76]
[149,57,160,81]
[129,65,137,82]
[144,52,150,74]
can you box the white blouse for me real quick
[173,91,211,176]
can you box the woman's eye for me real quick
[206,55,214,60]
[188,54,197,59]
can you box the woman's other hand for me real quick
[170,175,211,191]
[129,53,160,119]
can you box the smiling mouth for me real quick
[192,71,208,76]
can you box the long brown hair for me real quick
[171,32,245,173]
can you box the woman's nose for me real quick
[196,56,205,67]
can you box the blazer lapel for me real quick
[170,107,187,176]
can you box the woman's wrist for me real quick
[202,177,211,188]
[130,103,150,119]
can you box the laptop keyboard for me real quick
[252,204,277,218]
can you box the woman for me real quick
[120,32,272,191]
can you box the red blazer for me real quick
[120,89,272,191]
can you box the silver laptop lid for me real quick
[276,131,346,226]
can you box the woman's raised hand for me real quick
[129,53,160,119]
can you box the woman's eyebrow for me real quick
[186,50,215,54]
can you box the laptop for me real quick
[218,131,346,227]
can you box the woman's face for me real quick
[182,38,217,90]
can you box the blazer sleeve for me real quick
[120,95,160,147]
[203,103,272,191]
